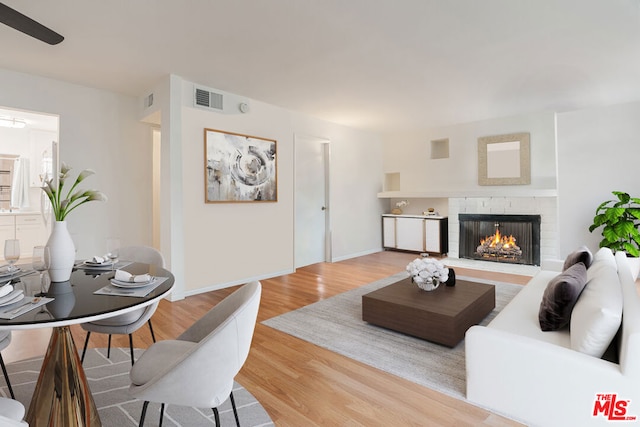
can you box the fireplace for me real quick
[459,214,541,266]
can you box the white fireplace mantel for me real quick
[377,189,558,199]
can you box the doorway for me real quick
[0,106,58,257]
[294,134,330,268]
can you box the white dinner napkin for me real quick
[90,255,107,263]
[114,270,151,283]
[0,289,22,306]
[0,284,13,298]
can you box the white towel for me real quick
[11,158,30,209]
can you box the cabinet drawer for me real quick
[0,216,14,227]
[16,215,41,225]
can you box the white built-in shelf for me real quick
[377,189,558,198]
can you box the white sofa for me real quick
[466,248,640,426]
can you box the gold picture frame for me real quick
[478,132,530,186]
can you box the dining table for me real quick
[0,260,174,426]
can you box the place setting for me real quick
[94,269,168,297]
[0,282,53,320]
[75,256,132,272]
[0,240,39,285]
[75,240,133,274]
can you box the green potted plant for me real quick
[589,191,640,278]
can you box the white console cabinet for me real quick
[382,214,448,255]
[0,214,48,258]
[16,214,48,257]
[0,216,15,245]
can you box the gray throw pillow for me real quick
[563,246,593,270]
[539,262,588,331]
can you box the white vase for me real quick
[46,221,76,282]
[46,282,75,317]
[412,276,440,292]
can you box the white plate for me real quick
[0,285,12,298]
[0,290,24,307]
[83,260,114,267]
[110,278,154,289]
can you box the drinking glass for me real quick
[106,238,120,270]
[32,245,50,295]
[4,239,20,272]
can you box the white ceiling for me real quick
[1,0,639,132]
[0,106,58,132]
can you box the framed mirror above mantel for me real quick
[478,132,530,186]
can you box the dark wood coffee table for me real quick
[362,277,495,347]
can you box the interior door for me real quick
[295,134,330,268]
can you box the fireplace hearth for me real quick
[459,214,541,266]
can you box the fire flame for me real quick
[480,229,517,249]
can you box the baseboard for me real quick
[174,267,295,299]
[331,247,382,263]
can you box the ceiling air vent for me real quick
[194,87,224,111]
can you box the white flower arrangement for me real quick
[42,162,108,221]
[406,257,449,291]
[395,200,409,209]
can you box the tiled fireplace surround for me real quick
[447,196,558,269]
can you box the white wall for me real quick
[146,77,386,297]
[15,64,630,294]
[382,111,557,193]
[0,68,153,258]
[380,111,559,263]
[556,101,640,257]
[180,85,295,293]
[0,68,386,299]
[290,112,387,262]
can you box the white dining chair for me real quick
[0,331,15,399]
[80,246,165,365]
[129,281,262,427]
[0,397,27,426]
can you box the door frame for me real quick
[294,134,331,268]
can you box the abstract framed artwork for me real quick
[204,128,277,202]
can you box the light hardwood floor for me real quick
[5,251,531,426]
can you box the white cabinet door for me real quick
[15,215,47,257]
[382,217,396,248]
[396,218,424,252]
[0,216,15,247]
[424,219,441,253]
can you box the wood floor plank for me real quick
[6,251,530,426]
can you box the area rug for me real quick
[262,272,522,401]
[1,348,274,427]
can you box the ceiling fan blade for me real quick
[0,3,64,45]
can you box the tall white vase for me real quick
[46,221,76,282]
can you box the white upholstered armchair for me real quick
[0,397,27,426]
[0,331,14,399]
[129,281,262,427]
[80,245,165,365]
